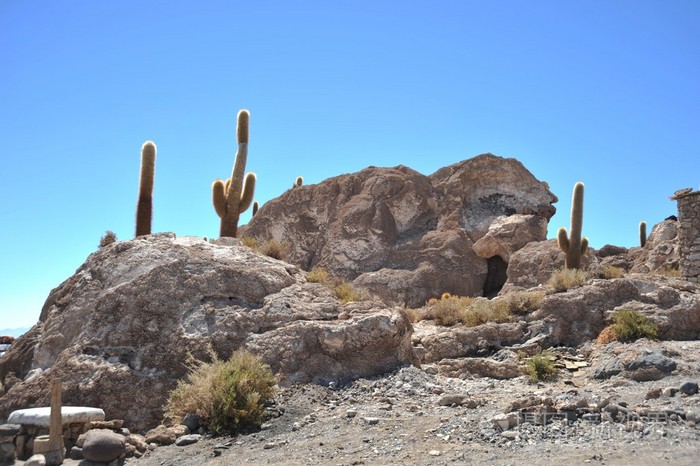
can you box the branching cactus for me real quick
[639,221,647,247]
[135,141,156,237]
[212,109,256,237]
[557,182,588,269]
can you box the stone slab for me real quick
[8,407,105,427]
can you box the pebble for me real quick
[364,417,380,425]
[428,450,441,456]
[679,381,698,396]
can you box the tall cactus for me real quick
[252,201,259,217]
[212,109,256,237]
[293,176,303,188]
[557,181,588,269]
[639,221,647,247]
[135,141,156,237]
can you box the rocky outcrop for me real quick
[0,234,416,431]
[242,154,556,306]
[630,219,680,274]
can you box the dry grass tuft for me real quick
[596,325,620,344]
[258,239,290,260]
[306,266,364,303]
[655,266,681,278]
[239,236,259,250]
[546,268,589,292]
[164,350,277,435]
[307,267,330,284]
[500,290,545,314]
[602,265,625,279]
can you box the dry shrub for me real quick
[462,298,511,327]
[429,295,475,326]
[239,236,259,250]
[306,266,364,303]
[655,266,681,278]
[546,268,589,292]
[602,265,625,279]
[307,267,330,284]
[99,230,117,248]
[165,350,277,435]
[526,351,557,383]
[258,239,290,260]
[611,309,658,342]
[596,325,619,344]
[502,290,545,314]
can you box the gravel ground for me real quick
[112,341,700,466]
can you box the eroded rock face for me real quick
[630,219,680,274]
[0,234,416,431]
[242,154,556,306]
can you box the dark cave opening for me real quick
[483,256,508,298]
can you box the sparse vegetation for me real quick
[655,266,681,278]
[239,236,260,250]
[525,351,558,383]
[423,293,532,327]
[429,295,475,326]
[259,239,291,260]
[602,265,625,279]
[546,268,589,292]
[306,266,364,303]
[607,309,658,343]
[500,290,545,314]
[165,350,277,435]
[99,230,117,248]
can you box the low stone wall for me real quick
[0,421,90,462]
[675,190,700,283]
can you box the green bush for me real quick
[611,309,658,342]
[165,350,277,435]
[526,352,557,383]
[546,268,588,292]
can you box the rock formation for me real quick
[242,154,557,306]
[0,234,416,431]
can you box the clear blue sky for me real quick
[1,0,698,329]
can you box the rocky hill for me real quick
[1,153,699,465]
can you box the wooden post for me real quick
[36,379,65,465]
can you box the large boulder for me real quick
[630,219,680,273]
[0,234,416,431]
[242,154,556,306]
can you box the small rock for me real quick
[662,387,678,397]
[145,425,179,445]
[175,434,202,446]
[213,444,230,450]
[263,442,276,450]
[89,419,124,430]
[501,431,518,440]
[69,446,83,460]
[183,413,201,433]
[428,450,441,456]
[437,395,470,406]
[25,454,46,466]
[81,429,126,463]
[645,388,662,399]
[364,417,380,425]
[346,409,358,418]
[679,381,699,396]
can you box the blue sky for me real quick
[1,0,698,329]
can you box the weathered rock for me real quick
[437,357,522,379]
[680,381,699,396]
[144,425,178,446]
[630,219,680,273]
[24,454,46,466]
[597,245,629,258]
[81,429,125,463]
[125,434,148,453]
[501,239,597,292]
[243,154,557,306]
[8,407,105,427]
[175,434,202,446]
[473,214,548,262]
[419,322,527,363]
[182,413,201,433]
[0,235,416,431]
[625,352,677,381]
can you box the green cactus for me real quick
[135,141,156,237]
[557,182,588,269]
[252,201,259,217]
[212,109,256,237]
[639,221,647,247]
[293,176,303,188]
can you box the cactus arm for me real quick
[239,172,256,213]
[580,237,589,255]
[557,227,570,252]
[135,141,156,237]
[212,179,227,218]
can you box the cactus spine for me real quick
[212,109,256,237]
[639,221,647,247]
[135,141,156,237]
[557,182,588,269]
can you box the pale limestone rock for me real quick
[473,214,548,262]
[8,407,104,427]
